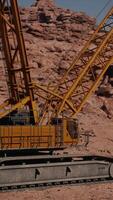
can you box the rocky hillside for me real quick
[0,0,96,100]
[19,0,95,84]
[0,0,96,101]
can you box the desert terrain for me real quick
[0,0,113,199]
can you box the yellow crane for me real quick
[0,1,113,149]
[0,0,113,190]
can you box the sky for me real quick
[19,0,113,23]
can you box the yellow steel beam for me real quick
[34,83,77,113]
[33,7,113,121]
[72,57,113,117]
[61,7,113,81]
[0,0,38,123]
[0,100,9,110]
[0,96,30,119]
[0,1,19,102]
[58,28,113,115]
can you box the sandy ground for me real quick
[1,183,113,200]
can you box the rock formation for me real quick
[0,0,96,101]
[19,0,95,84]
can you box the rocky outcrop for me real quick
[17,0,96,86]
[21,0,95,42]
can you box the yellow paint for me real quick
[0,120,78,149]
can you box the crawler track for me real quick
[1,175,113,191]
[0,150,113,191]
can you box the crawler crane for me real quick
[0,0,113,190]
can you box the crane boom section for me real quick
[35,7,113,119]
[0,0,38,123]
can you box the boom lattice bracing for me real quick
[0,0,38,123]
[35,7,113,120]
